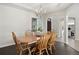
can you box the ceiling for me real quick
[13,3,73,15]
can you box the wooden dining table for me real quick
[19,35,41,45]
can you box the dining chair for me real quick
[32,33,51,55]
[12,32,31,55]
[48,32,57,54]
[24,31,37,41]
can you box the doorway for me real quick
[68,17,75,40]
[47,18,51,32]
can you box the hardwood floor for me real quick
[0,42,79,55]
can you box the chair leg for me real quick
[52,45,56,54]
[39,50,42,55]
[46,49,49,55]
[53,45,56,50]
[28,48,31,55]
[20,51,22,55]
[50,46,53,54]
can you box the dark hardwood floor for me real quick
[0,42,79,55]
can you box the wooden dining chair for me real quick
[48,32,57,54]
[12,32,31,55]
[32,33,51,55]
[24,32,37,42]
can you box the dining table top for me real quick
[19,35,41,44]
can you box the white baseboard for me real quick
[0,42,14,48]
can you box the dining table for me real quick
[19,35,41,45]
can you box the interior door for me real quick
[47,18,51,32]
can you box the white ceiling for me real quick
[13,3,73,15]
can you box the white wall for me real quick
[66,4,79,40]
[41,15,48,33]
[0,5,35,47]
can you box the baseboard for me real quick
[64,41,79,52]
[0,42,15,48]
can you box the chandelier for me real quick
[34,4,47,16]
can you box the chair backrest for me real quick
[25,32,37,41]
[37,33,51,50]
[25,32,35,37]
[25,32,31,37]
[48,32,57,45]
[12,32,21,54]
